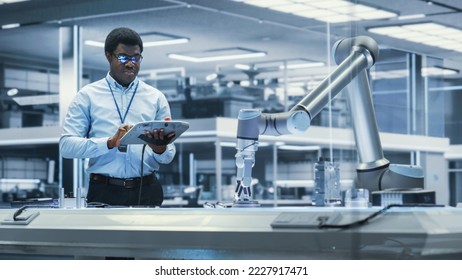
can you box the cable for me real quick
[318,204,445,230]
[86,201,111,208]
[13,205,58,221]
[137,144,148,206]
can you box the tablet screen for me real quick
[120,121,189,145]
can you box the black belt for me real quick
[90,173,155,189]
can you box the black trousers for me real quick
[87,174,164,207]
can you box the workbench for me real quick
[0,206,461,259]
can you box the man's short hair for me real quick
[104,27,143,53]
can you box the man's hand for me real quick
[144,128,175,154]
[107,124,133,149]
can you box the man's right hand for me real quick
[107,124,132,149]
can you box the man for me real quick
[60,27,175,207]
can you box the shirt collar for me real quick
[105,72,139,91]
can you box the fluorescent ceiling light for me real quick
[206,73,218,81]
[235,0,398,23]
[220,142,236,147]
[397,14,426,20]
[0,0,29,4]
[0,178,40,184]
[422,66,459,77]
[234,64,252,70]
[85,32,189,48]
[240,80,252,86]
[84,40,104,47]
[241,0,287,8]
[316,14,359,23]
[85,38,189,48]
[144,38,189,47]
[1,23,20,29]
[168,52,266,62]
[234,59,324,71]
[309,1,353,9]
[370,69,408,79]
[371,66,459,80]
[355,10,397,20]
[168,48,267,63]
[280,62,325,70]
[368,22,462,53]
[7,88,18,96]
[282,74,327,82]
[271,3,309,13]
[220,141,270,147]
[13,94,59,106]
[278,145,321,151]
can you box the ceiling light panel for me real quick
[235,0,398,23]
[0,0,29,4]
[143,38,189,47]
[234,59,324,71]
[84,40,104,47]
[309,1,353,9]
[242,0,287,8]
[370,66,458,80]
[1,23,20,29]
[139,31,190,47]
[422,66,458,77]
[271,4,311,13]
[368,23,462,53]
[12,94,59,106]
[168,48,267,62]
[85,32,189,48]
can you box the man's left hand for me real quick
[144,128,175,154]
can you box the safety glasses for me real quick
[113,53,143,64]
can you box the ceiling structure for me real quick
[0,0,461,84]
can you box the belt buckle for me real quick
[123,178,135,188]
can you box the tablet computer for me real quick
[120,120,189,145]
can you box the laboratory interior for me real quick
[1,0,462,260]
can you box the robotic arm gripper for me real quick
[234,36,424,206]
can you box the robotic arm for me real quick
[234,36,424,206]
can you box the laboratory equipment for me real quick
[344,188,369,208]
[371,188,436,207]
[314,158,341,206]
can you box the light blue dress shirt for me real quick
[60,73,176,178]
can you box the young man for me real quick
[60,27,175,207]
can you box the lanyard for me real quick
[105,78,139,124]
